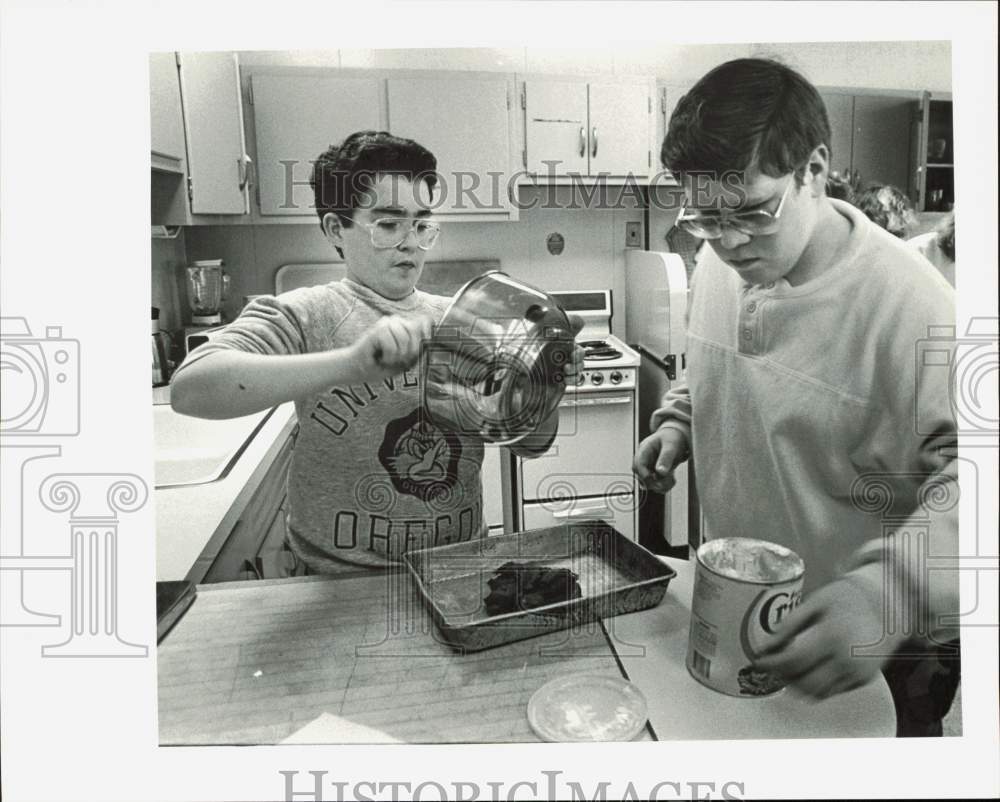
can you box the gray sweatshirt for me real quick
[184,278,485,572]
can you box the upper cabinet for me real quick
[246,70,517,222]
[150,53,186,173]
[848,95,913,198]
[820,91,855,178]
[588,81,653,177]
[523,77,655,179]
[151,55,951,226]
[387,75,516,220]
[818,90,914,200]
[150,51,251,224]
[911,94,954,212]
[248,70,382,217]
[819,88,953,213]
[177,52,252,215]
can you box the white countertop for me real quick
[154,402,298,582]
[615,556,896,739]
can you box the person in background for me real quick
[908,210,956,287]
[857,184,918,238]
[633,58,959,736]
[171,130,581,574]
[825,170,858,204]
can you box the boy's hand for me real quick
[753,577,903,699]
[351,314,435,381]
[633,426,688,493]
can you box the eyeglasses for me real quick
[675,179,793,240]
[358,217,441,250]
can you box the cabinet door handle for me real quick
[238,154,254,191]
[579,126,586,158]
[591,127,598,158]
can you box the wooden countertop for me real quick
[157,557,895,744]
[158,572,635,744]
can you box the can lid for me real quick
[191,259,224,266]
[697,537,805,584]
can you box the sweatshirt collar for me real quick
[340,276,423,312]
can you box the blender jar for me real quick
[186,260,230,325]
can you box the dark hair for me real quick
[311,131,437,254]
[936,210,955,261]
[857,184,916,238]
[826,171,856,204]
[661,58,831,187]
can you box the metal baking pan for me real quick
[402,521,676,652]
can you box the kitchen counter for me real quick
[154,401,298,582]
[157,557,895,744]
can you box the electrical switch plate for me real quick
[625,222,642,247]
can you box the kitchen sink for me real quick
[153,404,273,488]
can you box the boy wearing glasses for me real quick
[633,59,959,735]
[172,130,576,573]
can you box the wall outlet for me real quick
[625,222,642,248]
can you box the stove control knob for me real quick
[576,371,587,386]
[591,372,605,386]
[610,370,623,384]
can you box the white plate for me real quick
[527,674,648,742]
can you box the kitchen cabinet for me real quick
[201,426,296,583]
[821,91,855,179]
[150,52,186,174]
[655,83,689,167]
[150,51,251,224]
[818,89,914,197]
[523,77,655,179]
[248,70,382,217]
[652,82,691,198]
[177,51,252,215]
[910,93,954,212]
[387,74,517,220]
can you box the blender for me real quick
[185,260,230,326]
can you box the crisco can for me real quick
[686,537,805,697]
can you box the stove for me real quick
[574,333,640,392]
[503,290,640,540]
[550,290,641,393]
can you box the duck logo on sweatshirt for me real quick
[378,408,462,501]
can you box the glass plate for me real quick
[527,674,648,742]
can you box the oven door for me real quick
[519,392,636,501]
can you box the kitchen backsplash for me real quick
[152,232,188,332]
[164,186,662,339]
